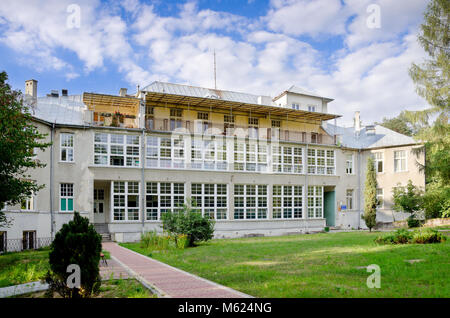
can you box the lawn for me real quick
[121,230,450,298]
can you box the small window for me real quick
[197,112,209,120]
[22,231,36,250]
[21,196,34,211]
[346,189,354,210]
[145,106,154,115]
[60,133,74,162]
[248,118,259,126]
[224,115,235,123]
[271,120,281,128]
[292,103,299,110]
[374,152,384,173]
[376,188,384,208]
[394,150,407,172]
[346,154,353,174]
[308,105,316,112]
[60,183,74,212]
[170,108,182,118]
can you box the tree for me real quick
[363,156,377,231]
[392,180,424,216]
[0,71,51,227]
[377,111,415,136]
[407,0,449,182]
[161,202,215,247]
[44,212,102,298]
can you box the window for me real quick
[197,112,209,120]
[394,150,407,172]
[145,106,154,130]
[346,154,354,174]
[21,196,34,211]
[376,188,384,208]
[273,185,303,219]
[271,120,281,128]
[60,133,74,162]
[0,231,6,253]
[234,140,267,172]
[191,184,228,220]
[170,108,183,131]
[374,152,384,173]
[307,149,335,175]
[93,189,105,214]
[224,115,235,135]
[307,186,323,218]
[112,181,140,221]
[234,185,267,219]
[292,103,299,110]
[308,105,316,112]
[60,183,74,212]
[346,189,354,210]
[248,118,259,138]
[272,145,303,174]
[145,182,185,220]
[94,133,140,167]
[22,231,36,250]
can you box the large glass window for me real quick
[94,133,140,167]
[145,182,185,221]
[233,185,267,219]
[374,152,384,173]
[271,145,303,173]
[307,186,323,218]
[112,181,140,221]
[307,149,334,175]
[191,184,228,220]
[273,185,303,219]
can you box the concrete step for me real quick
[101,233,112,242]
[94,223,109,234]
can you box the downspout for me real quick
[50,122,55,240]
[303,143,308,233]
[357,148,361,229]
[141,128,145,234]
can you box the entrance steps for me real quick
[101,233,112,242]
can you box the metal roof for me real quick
[143,81,340,123]
[32,95,87,126]
[323,123,418,149]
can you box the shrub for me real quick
[324,227,330,232]
[161,204,215,247]
[375,228,446,245]
[176,234,189,249]
[44,212,102,298]
[422,184,450,219]
[411,228,446,244]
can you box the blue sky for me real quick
[0,0,430,125]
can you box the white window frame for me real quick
[272,145,303,174]
[308,105,316,112]
[374,152,384,173]
[345,154,354,174]
[394,150,407,172]
[234,140,268,172]
[112,181,140,222]
[145,182,185,221]
[307,186,323,218]
[60,133,74,162]
[307,148,335,175]
[376,188,384,209]
[346,189,354,210]
[233,184,268,220]
[60,183,74,212]
[94,133,140,167]
[273,185,304,219]
[21,195,35,211]
[191,184,228,220]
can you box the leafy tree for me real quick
[392,180,424,216]
[407,0,449,183]
[362,156,377,231]
[0,71,51,227]
[44,212,102,298]
[162,202,215,247]
[377,112,414,136]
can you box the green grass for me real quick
[0,248,50,287]
[121,230,450,298]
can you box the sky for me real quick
[0,0,431,126]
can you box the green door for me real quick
[324,191,335,227]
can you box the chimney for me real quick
[62,89,68,97]
[25,79,38,99]
[119,88,127,97]
[354,111,361,135]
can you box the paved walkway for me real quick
[102,242,252,298]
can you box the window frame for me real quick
[60,133,74,162]
[273,185,304,219]
[145,182,185,221]
[233,184,268,220]
[191,183,228,220]
[60,183,74,212]
[112,181,140,222]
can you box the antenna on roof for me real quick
[213,49,217,90]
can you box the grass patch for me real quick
[13,279,155,298]
[101,250,111,259]
[121,230,450,297]
[0,249,50,287]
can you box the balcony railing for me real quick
[146,117,336,145]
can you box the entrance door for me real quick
[324,191,336,227]
[93,189,106,223]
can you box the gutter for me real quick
[50,122,55,240]
[357,148,361,229]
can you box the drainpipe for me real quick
[303,143,308,233]
[141,128,145,234]
[357,148,361,229]
[50,122,55,240]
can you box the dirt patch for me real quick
[239,261,282,266]
[404,259,424,264]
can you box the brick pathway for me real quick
[99,258,130,280]
[102,242,252,298]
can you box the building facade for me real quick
[0,80,425,251]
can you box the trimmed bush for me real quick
[411,228,446,244]
[44,212,102,298]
